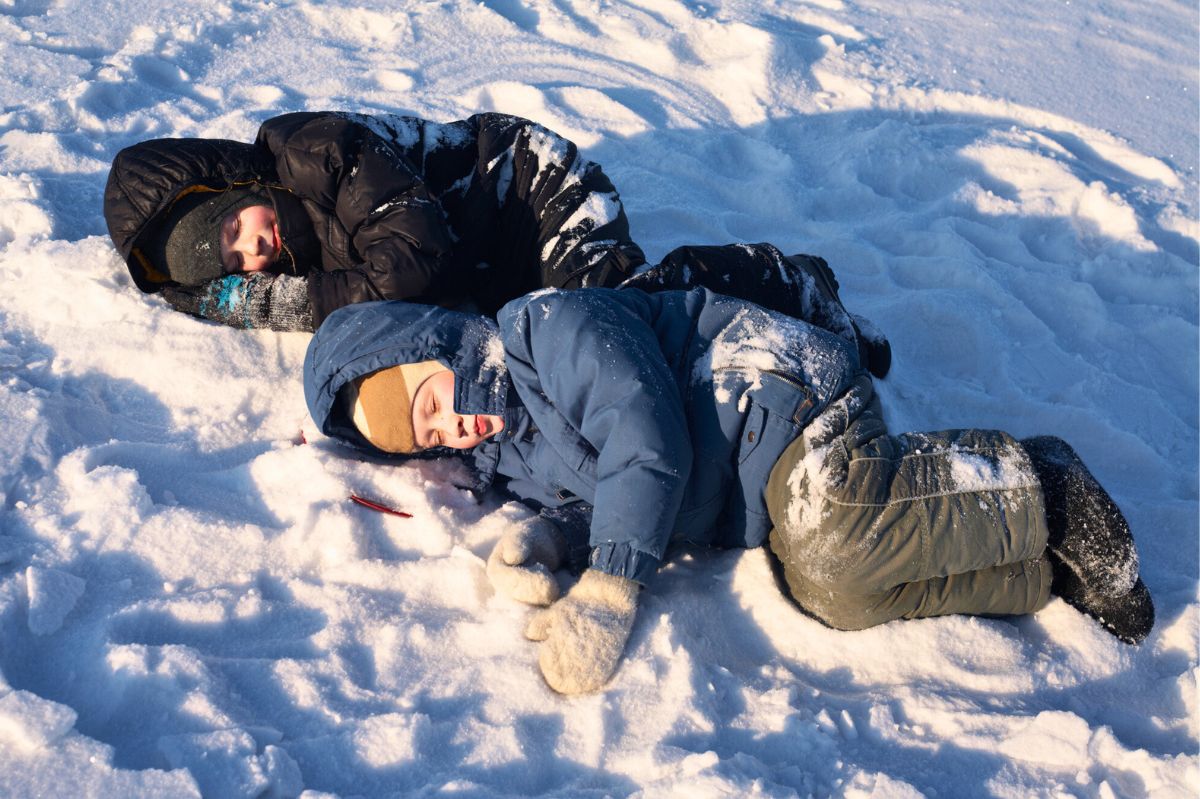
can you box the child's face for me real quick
[411,371,504,450]
[220,204,280,273]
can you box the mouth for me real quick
[271,225,282,259]
[474,416,485,437]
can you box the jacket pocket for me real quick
[737,404,768,465]
[736,404,801,511]
[723,372,812,545]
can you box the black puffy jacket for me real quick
[104,111,890,375]
[104,111,646,324]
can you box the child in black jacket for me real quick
[104,111,645,330]
[102,110,891,376]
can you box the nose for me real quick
[239,233,271,269]
[438,408,468,443]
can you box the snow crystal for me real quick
[997,710,1093,768]
[524,123,585,193]
[781,438,840,582]
[158,729,303,798]
[691,303,849,412]
[352,712,428,767]
[0,690,77,750]
[693,307,787,406]
[947,446,1037,493]
[421,120,472,160]
[25,567,86,636]
[539,190,621,263]
[487,150,514,204]
[349,112,421,149]
[480,331,507,376]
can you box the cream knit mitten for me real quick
[486,518,568,606]
[525,569,639,694]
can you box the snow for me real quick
[0,0,1196,796]
[947,446,1036,494]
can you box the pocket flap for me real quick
[753,371,815,424]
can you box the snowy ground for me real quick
[0,1,1196,796]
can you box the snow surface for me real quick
[0,0,1197,796]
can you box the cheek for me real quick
[243,208,275,238]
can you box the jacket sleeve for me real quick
[498,291,693,584]
[256,113,456,322]
[538,502,593,574]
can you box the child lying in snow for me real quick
[103,111,646,331]
[102,109,888,379]
[303,286,1153,694]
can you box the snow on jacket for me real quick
[304,287,863,584]
[104,111,645,325]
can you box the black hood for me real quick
[103,136,276,291]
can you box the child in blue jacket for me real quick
[303,287,1153,694]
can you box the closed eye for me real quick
[426,396,440,448]
[222,216,242,273]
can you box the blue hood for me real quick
[303,300,518,484]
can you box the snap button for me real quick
[747,431,756,442]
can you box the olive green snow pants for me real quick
[765,375,1052,630]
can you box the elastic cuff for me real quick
[588,542,661,585]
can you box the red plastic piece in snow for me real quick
[349,494,413,518]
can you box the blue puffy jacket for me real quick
[304,287,862,583]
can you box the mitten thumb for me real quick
[499,533,533,566]
[487,543,560,606]
[525,608,554,641]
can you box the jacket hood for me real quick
[303,300,515,484]
[104,136,273,291]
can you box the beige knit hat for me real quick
[345,361,448,453]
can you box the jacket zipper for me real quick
[714,367,814,423]
[765,370,815,422]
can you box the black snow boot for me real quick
[848,313,891,381]
[781,253,891,379]
[1022,436,1154,644]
